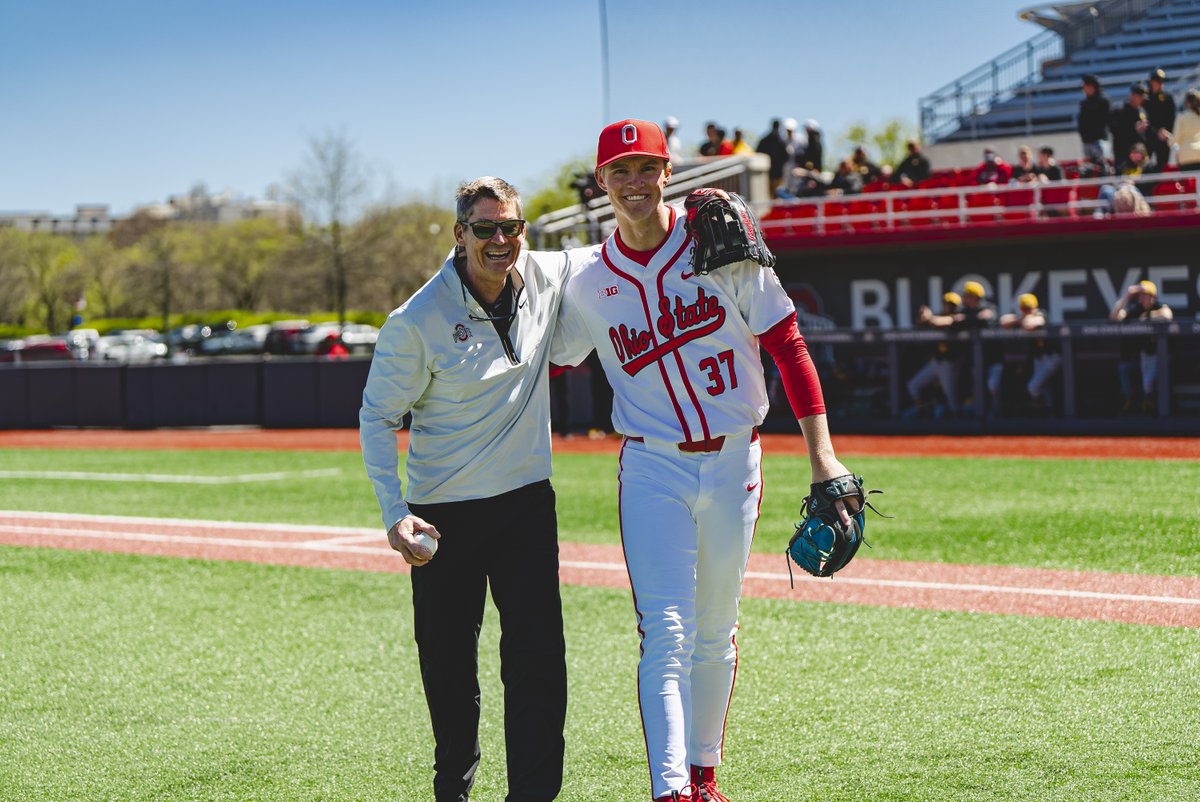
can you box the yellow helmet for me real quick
[1018,293,1039,310]
[963,281,985,298]
[943,291,962,306]
[1138,279,1157,296]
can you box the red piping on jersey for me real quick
[721,446,762,758]
[759,312,826,418]
[654,245,714,442]
[613,207,677,265]
[617,439,656,794]
[602,236,694,441]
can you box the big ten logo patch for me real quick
[598,285,619,300]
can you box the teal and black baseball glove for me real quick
[786,474,886,583]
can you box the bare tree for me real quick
[286,129,371,326]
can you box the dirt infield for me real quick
[3,427,1199,460]
[1,510,1197,628]
[2,428,1197,627]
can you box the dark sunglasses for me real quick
[460,218,526,239]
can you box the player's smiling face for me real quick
[599,155,671,223]
[455,198,523,292]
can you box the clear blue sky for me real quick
[2,0,1039,216]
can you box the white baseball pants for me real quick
[616,430,762,798]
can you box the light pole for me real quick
[599,0,611,124]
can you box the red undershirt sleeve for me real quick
[758,312,826,419]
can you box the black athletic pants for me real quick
[409,479,567,802]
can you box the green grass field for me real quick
[1,447,1199,801]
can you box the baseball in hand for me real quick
[412,531,438,558]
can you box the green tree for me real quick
[0,229,33,325]
[20,234,82,332]
[838,118,919,168]
[349,202,456,312]
[77,236,129,319]
[123,225,202,333]
[286,129,371,327]
[201,218,294,311]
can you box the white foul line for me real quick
[0,469,343,484]
[1,511,1197,609]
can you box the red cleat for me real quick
[689,765,731,802]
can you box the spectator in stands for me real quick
[1110,280,1173,414]
[1078,74,1110,164]
[905,291,965,418]
[757,118,789,197]
[893,139,931,187]
[987,293,1059,416]
[1010,145,1037,183]
[731,127,754,156]
[663,116,683,160]
[1035,146,1063,181]
[699,122,733,157]
[1173,89,1200,171]
[1143,68,1176,173]
[829,159,864,195]
[782,117,804,175]
[850,146,884,183]
[800,120,824,172]
[1122,142,1150,176]
[1105,178,1153,216]
[971,147,1013,184]
[1110,83,1152,173]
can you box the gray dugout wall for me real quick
[0,357,370,429]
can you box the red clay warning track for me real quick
[3,428,1200,460]
[2,429,1197,627]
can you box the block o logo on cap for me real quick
[596,119,670,172]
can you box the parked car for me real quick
[198,324,269,356]
[9,335,75,362]
[65,328,100,360]
[298,322,380,355]
[95,330,168,363]
[167,320,237,355]
[263,319,311,355]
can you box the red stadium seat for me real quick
[822,200,852,233]
[903,195,936,226]
[999,187,1035,221]
[762,202,819,235]
[933,193,962,224]
[965,190,1001,222]
[862,181,890,193]
[1151,177,1197,211]
[1040,184,1077,217]
[848,199,883,231]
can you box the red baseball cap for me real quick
[596,119,670,172]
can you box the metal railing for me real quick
[920,29,1064,143]
[531,154,768,248]
[920,0,1168,142]
[754,173,1200,238]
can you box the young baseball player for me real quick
[551,120,857,802]
[360,177,570,802]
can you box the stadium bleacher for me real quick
[929,0,1200,142]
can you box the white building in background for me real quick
[139,187,299,226]
[0,204,116,236]
[0,189,299,236]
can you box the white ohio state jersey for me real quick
[552,209,793,443]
